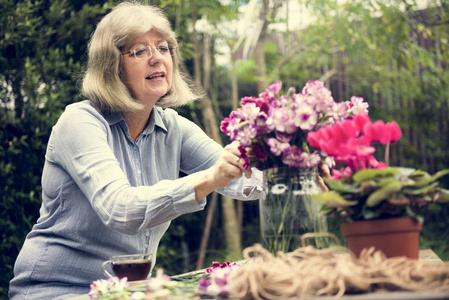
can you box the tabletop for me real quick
[66,248,448,300]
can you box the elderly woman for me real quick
[9,2,262,299]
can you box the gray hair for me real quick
[82,2,202,112]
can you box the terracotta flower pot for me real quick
[340,217,423,259]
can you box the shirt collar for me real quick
[101,107,168,135]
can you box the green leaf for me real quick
[361,207,382,220]
[436,189,449,203]
[411,169,449,188]
[403,182,439,196]
[352,167,400,182]
[312,191,358,207]
[323,178,361,193]
[366,180,402,207]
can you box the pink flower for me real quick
[282,145,307,168]
[267,138,289,156]
[267,106,297,134]
[302,80,335,114]
[349,96,369,115]
[238,145,250,170]
[307,113,401,172]
[330,101,350,121]
[330,166,353,179]
[363,120,402,144]
[240,96,257,105]
[265,81,282,95]
[353,113,371,131]
[220,117,231,135]
[385,121,402,143]
[294,103,318,130]
[200,261,240,298]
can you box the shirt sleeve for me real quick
[47,104,205,235]
[217,167,264,201]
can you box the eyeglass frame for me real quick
[120,44,177,60]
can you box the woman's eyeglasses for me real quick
[121,45,176,60]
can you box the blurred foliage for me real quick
[1,0,449,298]
[0,0,116,297]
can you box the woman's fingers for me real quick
[319,162,331,178]
[318,176,328,192]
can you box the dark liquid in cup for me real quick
[112,260,152,281]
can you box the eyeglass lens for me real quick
[133,45,172,60]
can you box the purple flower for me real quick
[281,145,307,168]
[267,106,297,134]
[199,261,240,298]
[330,101,350,122]
[240,96,257,105]
[254,113,271,134]
[265,81,282,95]
[235,102,260,123]
[220,117,232,135]
[198,277,210,292]
[300,152,322,169]
[235,125,257,147]
[275,132,292,143]
[302,80,335,114]
[267,138,289,156]
[294,103,318,130]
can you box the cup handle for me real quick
[101,260,114,278]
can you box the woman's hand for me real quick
[318,163,330,192]
[193,141,251,201]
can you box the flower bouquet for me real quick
[220,80,369,253]
[220,80,369,171]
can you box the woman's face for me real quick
[120,30,173,106]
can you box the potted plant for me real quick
[308,113,449,258]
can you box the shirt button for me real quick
[137,170,142,175]
[144,244,149,248]
[145,231,150,237]
[133,146,138,151]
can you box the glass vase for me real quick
[259,167,328,254]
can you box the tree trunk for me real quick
[230,51,244,237]
[196,191,217,269]
[254,40,267,92]
[190,1,242,263]
[230,52,239,110]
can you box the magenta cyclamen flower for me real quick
[307,113,401,173]
[220,80,369,170]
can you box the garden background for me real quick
[1,0,448,298]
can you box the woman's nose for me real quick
[148,47,163,64]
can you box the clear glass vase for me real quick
[259,167,328,254]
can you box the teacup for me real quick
[102,253,152,281]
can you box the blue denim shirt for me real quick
[9,101,262,299]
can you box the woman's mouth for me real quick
[146,73,165,80]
